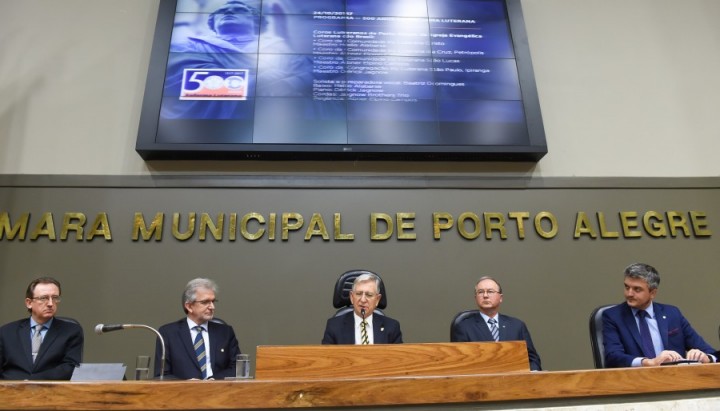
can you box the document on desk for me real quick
[71,363,127,381]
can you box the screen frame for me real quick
[136,0,547,161]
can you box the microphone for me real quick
[94,323,166,380]
[94,324,130,334]
[361,308,366,319]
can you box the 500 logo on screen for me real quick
[180,68,248,100]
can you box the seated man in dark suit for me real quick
[602,263,717,367]
[155,278,241,379]
[322,273,403,344]
[0,277,84,380]
[451,276,542,371]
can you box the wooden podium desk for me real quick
[2,342,720,410]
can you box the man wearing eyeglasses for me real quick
[322,273,403,344]
[154,278,241,379]
[451,276,542,371]
[0,277,84,380]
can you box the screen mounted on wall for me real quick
[136,0,546,161]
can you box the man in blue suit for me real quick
[322,273,403,345]
[155,278,240,379]
[0,277,83,380]
[451,276,542,371]
[602,263,717,368]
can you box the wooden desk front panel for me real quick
[255,341,529,380]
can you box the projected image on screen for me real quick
[137,0,546,160]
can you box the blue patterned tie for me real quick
[637,310,656,358]
[193,326,207,379]
[488,318,499,341]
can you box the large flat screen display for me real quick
[136,0,546,160]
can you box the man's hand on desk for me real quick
[686,349,712,364]
[641,349,711,366]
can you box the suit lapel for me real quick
[622,304,644,352]
[18,320,34,366]
[178,321,201,372]
[497,314,507,341]
[373,316,385,344]
[35,319,62,367]
[654,304,669,348]
[473,314,494,341]
[343,313,356,344]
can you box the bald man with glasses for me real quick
[322,273,403,345]
[451,276,542,371]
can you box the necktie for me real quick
[488,318,499,342]
[637,310,656,358]
[32,324,44,363]
[193,326,207,379]
[360,320,369,345]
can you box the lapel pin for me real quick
[381,327,384,332]
[221,348,225,352]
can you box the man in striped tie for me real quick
[322,273,403,345]
[155,278,241,380]
[451,276,542,371]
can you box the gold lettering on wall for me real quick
[334,213,354,241]
[573,211,713,239]
[433,211,556,240]
[133,212,164,241]
[0,210,712,242]
[172,213,196,241]
[0,212,30,240]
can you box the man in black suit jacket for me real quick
[155,278,240,380]
[322,273,402,344]
[0,277,84,380]
[451,276,542,371]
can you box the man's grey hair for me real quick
[182,278,218,313]
[352,273,381,294]
[624,263,660,290]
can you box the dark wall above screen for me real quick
[136,0,547,161]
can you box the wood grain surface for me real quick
[255,341,529,379]
[1,363,719,410]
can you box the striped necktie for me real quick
[32,324,44,362]
[360,320,369,345]
[488,318,499,342]
[193,326,207,379]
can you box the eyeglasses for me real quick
[193,299,218,306]
[475,289,500,296]
[352,291,378,299]
[32,295,61,303]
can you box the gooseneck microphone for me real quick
[361,308,366,319]
[95,323,166,380]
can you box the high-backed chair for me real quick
[589,304,615,369]
[449,309,477,339]
[332,269,387,317]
